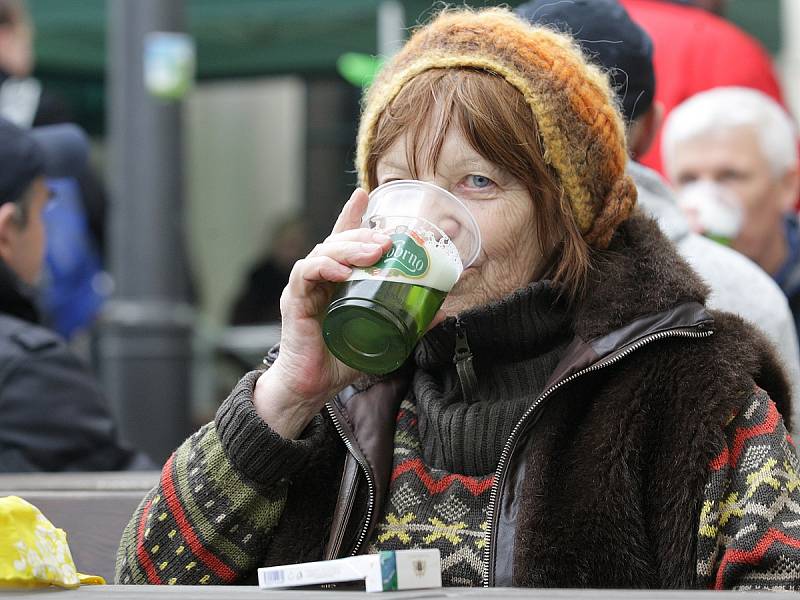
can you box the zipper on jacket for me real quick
[481,325,713,587]
[454,317,478,400]
[325,403,377,557]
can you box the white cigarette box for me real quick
[257,549,442,592]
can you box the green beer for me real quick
[676,181,742,247]
[323,230,461,375]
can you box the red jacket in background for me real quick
[620,0,784,175]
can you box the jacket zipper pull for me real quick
[454,317,478,400]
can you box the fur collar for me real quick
[571,211,790,423]
[575,209,709,341]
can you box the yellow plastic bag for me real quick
[0,495,105,589]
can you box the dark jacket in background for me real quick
[0,70,108,257]
[0,261,153,471]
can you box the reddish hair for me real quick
[365,68,591,302]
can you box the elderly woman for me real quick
[117,8,799,590]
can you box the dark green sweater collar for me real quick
[415,280,571,369]
[411,281,573,475]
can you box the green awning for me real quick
[29,0,780,81]
[26,0,779,133]
[29,0,518,80]
[27,0,514,132]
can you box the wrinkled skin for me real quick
[255,128,539,438]
[376,128,540,315]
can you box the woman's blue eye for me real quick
[468,175,492,188]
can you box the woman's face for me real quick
[376,126,541,316]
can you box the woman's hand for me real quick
[253,189,392,438]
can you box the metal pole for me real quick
[377,0,405,59]
[102,0,193,463]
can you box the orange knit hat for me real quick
[355,7,637,248]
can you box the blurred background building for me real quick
[18,0,797,461]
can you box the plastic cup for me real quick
[676,180,743,246]
[322,180,481,375]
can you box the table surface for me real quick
[0,471,160,492]
[2,586,793,599]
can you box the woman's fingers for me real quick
[285,238,385,301]
[330,188,370,235]
[285,256,352,302]
[299,256,353,284]
[320,228,391,247]
[282,220,393,317]
[308,239,387,267]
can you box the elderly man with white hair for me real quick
[663,87,800,335]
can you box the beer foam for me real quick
[420,231,463,292]
[348,228,463,292]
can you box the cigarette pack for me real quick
[257,549,442,592]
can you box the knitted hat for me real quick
[516,0,655,123]
[356,7,637,249]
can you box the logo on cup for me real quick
[369,231,430,278]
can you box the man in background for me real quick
[662,87,800,337]
[619,0,785,175]
[0,117,153,471]
[516,0,800,427]
[0,0,109,341]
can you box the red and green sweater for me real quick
[116,377,800,589]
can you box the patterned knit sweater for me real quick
[367,387,800,588]
[115,283,800,589]
[366,397,494,586]
[698,386,800,589]
[115,378,800,589]
[363,284,570,586]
